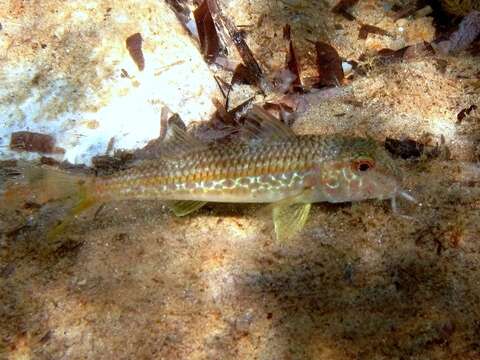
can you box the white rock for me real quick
[0,1,220,165]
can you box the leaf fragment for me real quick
[126,33,145,71]
[207,0,267,91]
[193,0,221,62]
[286,38,302,90]
[313,41,344,87]
[331,0,358,20]
[457,104,478,123]
[10,131,64,154]
[385,138,424,159]
[358,24,391,39]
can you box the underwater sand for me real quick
[1,0,480,359]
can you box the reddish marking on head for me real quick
[350,179,360,193]
[332,161,350,171]
[323,185,334,196]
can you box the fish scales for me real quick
[94,135,330,203]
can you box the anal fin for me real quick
[272,201,311,242]
[47,187,96,240]
[166,200,207,217]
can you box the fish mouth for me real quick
[365,170,401,200]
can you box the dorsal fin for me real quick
[241,105,295,143]
[159,114,208,158]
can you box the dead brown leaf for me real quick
[126,33,145,71]
[193,0,221,62]
[10,131,64,154]
[358,24,391,39]
[331,0,358,20]
[313,41,344,87]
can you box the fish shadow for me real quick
[233,224,480,359]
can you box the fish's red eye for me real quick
[353,159,375,172]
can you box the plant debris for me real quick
[193,0,221,62]
[40,156,61,166]
[231,64,258,86]
[10,131,64,154]
[284,25,302,91]
[92,153,134,175]
[224,63,259,110]
[331,0,358,20]
[358,24,391,39]
[457,104,478,123]
[207,0,267,91]
[403,42,435,59]
[165,0,196,38]
[165,0,190,20]
[390,4,422,20]
[385,137,424,159]
[125,33,145,71]
[313,41,344,87]
[262,102,295,125]
[362,42,435,68]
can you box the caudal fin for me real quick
[1,162,96,238]
[1,162,90,208]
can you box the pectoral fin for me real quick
[166,200,207,216]
[272,202,311,242]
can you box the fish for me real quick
[1,106,413,241]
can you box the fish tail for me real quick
[1,163,92,208]
[47,186,96,240]
[1,162,97,238]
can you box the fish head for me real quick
[316,137,402,203]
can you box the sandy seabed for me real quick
[1,0,480,359]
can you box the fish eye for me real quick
[352,159,375,172]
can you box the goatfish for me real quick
[1,106,414,241]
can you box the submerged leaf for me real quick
[313,41,344,87]
[358,24,391,39]
[165,0,189,17]
[126,33,145,71]
[331,0,358,20]
[193,0,220,62]
[385,138,424,159]
[207,0,267,91]
[10,131,63,154]
[390,4,421,20]
[286,39,302,90]
[283,24,292,41]
[368,42,434,67]
[231,64,258,86]
[457,104,478,123]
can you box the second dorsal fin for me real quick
[241,105,296,143]
[160,114,208,158]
